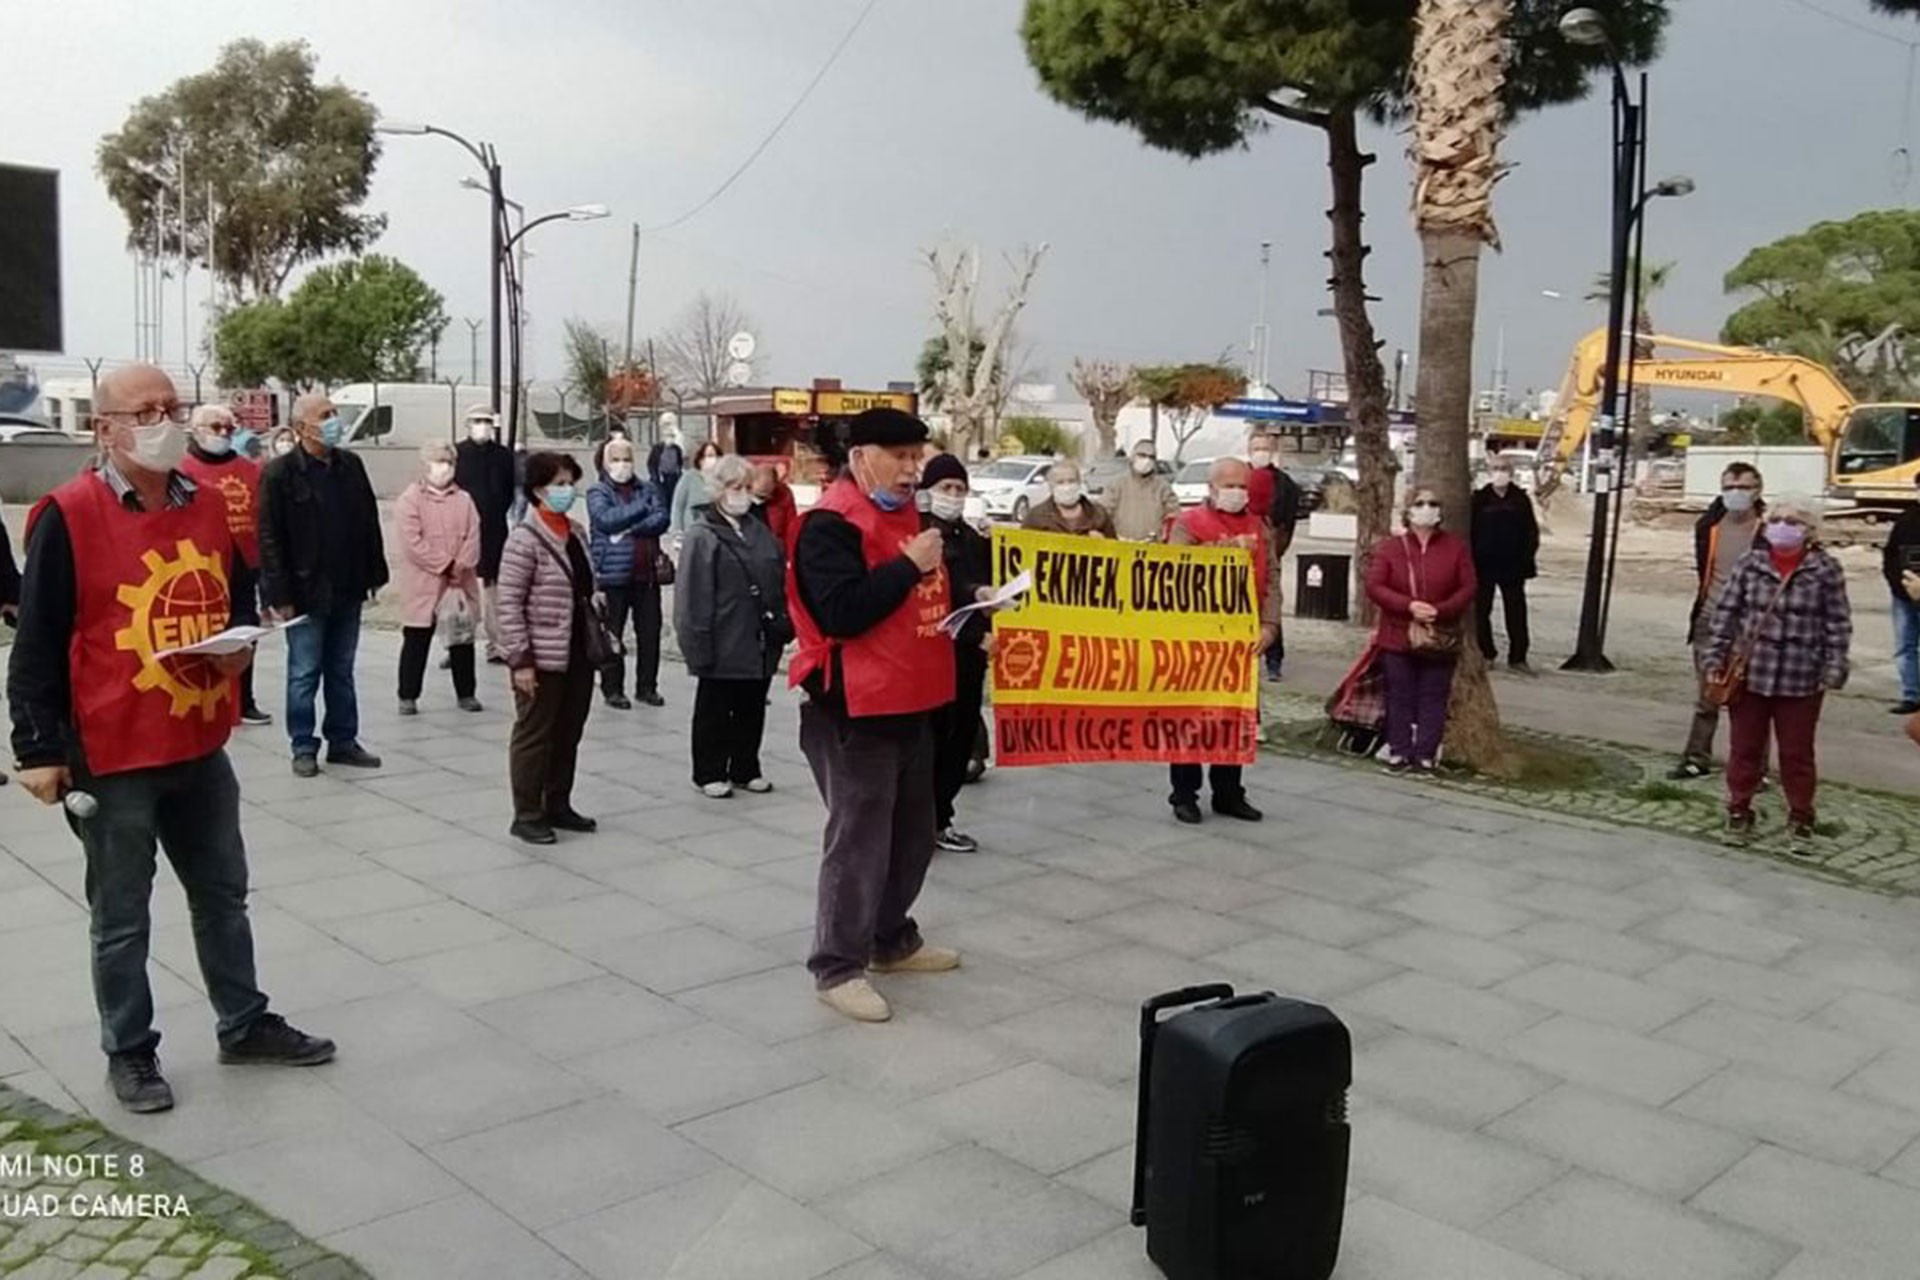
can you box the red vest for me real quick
[787,478,954,717]
[1177,503,1271,606]
[33,473,238,776]
[179,452,262,568]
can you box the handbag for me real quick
[533,532,624,672]
[636,536,676,587]
[436,590,476,648]
[715,530,795,655]
[1706,570,1795,707]
[1402,534,1461,655]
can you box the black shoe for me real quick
[291,754,319,778]
[604,693,633,711]
[1509,660,1538,678]
[1892,701,1920,715]
[1212,796,1264,822]
[458,696,484,713]
[510,819,557,845]
[1172,800,1203,825]
[638,691,665,708]
[936,827,980,854]
[438,654,453,671]
[1788,821,1817,858]
[1414,761,1441,777]
[546,808,598,833]
[397,699,419,717]
[964,759,987,785]
[106,1051,174,1113]
[218,1013,336,1067]
[1667,760,1711,781]
[240,706,273,726]
[327,744,382,769]
[1724,809,1756,848]
[1381,756,1412,774]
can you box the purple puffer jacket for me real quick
[497,514,586,672]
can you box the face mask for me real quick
[129,422,188,473]
[542,485,576,515]
[1409,504,1443,528]
[232,429,258,457]
[607,461,635,484]
[1212,487,1249,514]
[318,416,344,448]
[1722,488,1755,514]
[1132,456,1156,476]
[1491,471,1512,490]
[752,493,769,506]
[915,489,933,513]
[699,456,719,477]
[720,489,754,518]
[1766,519,1807,550]
[1249,449,1274,468]
[930,492,968,522]
[468,421,495,443]
[273,439,295,458]
[1052,482,1084,507]
[427,462,455,489]
[853,448,911,512]
[197,431,233,456]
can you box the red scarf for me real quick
[537,508,572,540]
[1769,544,1806,578]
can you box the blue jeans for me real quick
[285,603,363,758]
[1895,594,1920,704]
[75,750,268,1057]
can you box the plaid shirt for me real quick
[1705,546,1852,698]
[98,457,196,510]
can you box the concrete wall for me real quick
[1683,446,1828,502]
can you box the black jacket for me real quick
[1883,506,1920,596]
[258,445,388,617]
[0,515,18,611]
[1469,484,1540,582]
[1688,497,1768,644]
[455,438,516,580]
[924,510,991,647]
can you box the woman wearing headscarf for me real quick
[1705,495,1852,854]
[393,440,483,715]
[919,452,992,852]
[1365,483,1477,774]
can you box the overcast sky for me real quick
[7,0,1918,409]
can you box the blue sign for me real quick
[1217,397,1420,428]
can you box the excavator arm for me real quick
[1534,330,1857,496]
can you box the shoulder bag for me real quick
[1402,534,1461,655]
[1706,568,1795,707]
[533,531,624,672]
[714,528,795,655]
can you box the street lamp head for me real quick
[374,119,430,136]
[1558,7,1610,47]
[1542,289,1565,299]
[458,176,487,192]
[1652,175,1696,198]
[566,204,611,221]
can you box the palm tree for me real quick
[1408,0,1513,772]
[1588,259,1676,452]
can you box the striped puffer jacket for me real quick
[496,514,587,672]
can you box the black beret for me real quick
[919,451,969,490]
[847,407,929,448]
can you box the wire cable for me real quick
[1782,0,1917,47]
[639,0,883,234]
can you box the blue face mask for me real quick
[870,487,908,512]
[542,485,577,515]
[319,416,344,448]
[232,429,258,457]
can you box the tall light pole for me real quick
[500,204,610,447]
[1249,240,1275,397]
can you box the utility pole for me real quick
[179,146,190,376]
[624,223,640,374]
[1252,240,1274,395]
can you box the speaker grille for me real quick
[1328,1089,1348,1125]
[1202,1116,1257,1162]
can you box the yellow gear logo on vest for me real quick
[113,539,233,720]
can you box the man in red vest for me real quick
[181,403,271,726]
[6,364,335,1114]
[1167,457,1285,825]
[789,408,959,1022]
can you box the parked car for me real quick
[971,455,1056,522]
[1084,454,1174,502]
[0,413,64,444]
[1172,457,1216,507]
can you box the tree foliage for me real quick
[925,245,1047,460]
[563,319,614,414]
[1003,415,1073,456]
[1721,210,1920,398]
[654,292,757,409]
[1720,402,1807,447]
[1137,361,1241,461]
[1069,358,1138,456]
[215,255,445,387]
[917,334,989,413]
[98,39,385,300]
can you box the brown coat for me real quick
[1022,497,1116,538]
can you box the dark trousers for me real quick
[1263,618,1286,679]
[232,562,263,715]
[398,627,475,701]
[801,703,935,989]
[602,583,663,699]
[1383,650,1457,764]
[508,659,596,823]
[284,603,362,758]
[1475,575,1530,664]
[1683,640,1722,768]
[1728,691,1823,823]
[691,676,772,786]
[933,645,989,828]
[1169,762,1245,806]
[75,749,269,1057]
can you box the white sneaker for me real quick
[817,977,891,1022]
[699,781,734,799]
[743,778,773,794]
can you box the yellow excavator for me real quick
[1537,329,1920,514]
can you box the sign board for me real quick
[772,388,812,416]
[988,529,1258,767]
[727,331,756,361]
[815,389,917,417]
[0,164,61,352]
[725,361,753,388]
[229,389,278,430]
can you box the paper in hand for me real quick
[938,571,1032,638]
[155,616,308,659]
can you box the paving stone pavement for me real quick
[4,632,1920,1278]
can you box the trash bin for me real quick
[1295,553,1351,621]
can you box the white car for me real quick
[1172,456,1217,507]
[971,456,1056,523]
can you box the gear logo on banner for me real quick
[113,540,233,720]
[210,473,255,537]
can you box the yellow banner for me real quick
[815,389,916,416]
[989,528,1258,766]
[772,388,812,415]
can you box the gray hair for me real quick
[710,453,755,489]
[1768,493,1823,533]
[418,439,455,466]
[1046,459,1082,484]
[604,437,636,463]
[190,404,235,432]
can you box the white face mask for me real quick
[1249,449,1275,468]
[720,488,753,518]
[1212,487,1249,514]
[129,422,188,474]
[929,491,967,522]
[197,431,233,456]
[427,462,455,489]
[1491,470,1513,491]
[1409,503,1443,528]
[1052,482,1084,507]
[1131,456,1156,476]
[468,420,495,443]
[1722,488,1755,514]
[607,461,635,483]
[700,455,720,477]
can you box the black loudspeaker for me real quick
[1132,984,1351,1280]
[0,164,62,352]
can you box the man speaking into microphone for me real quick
[7,364,334,1114]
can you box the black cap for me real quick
[919,451,969,490]
[847,407,929,448]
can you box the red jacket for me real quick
[761,482,799,552]
[1365,529,1477,653]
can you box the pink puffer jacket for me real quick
[392,481,482,629]
[496,514,585,672]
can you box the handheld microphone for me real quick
[63,791,99,821]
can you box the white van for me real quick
[36,378,95,438]
[331,382,490,448]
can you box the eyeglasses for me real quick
[101,404,191,426]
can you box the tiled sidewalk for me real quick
[3,633,1920,1278]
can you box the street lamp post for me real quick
[500,205,610,447]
